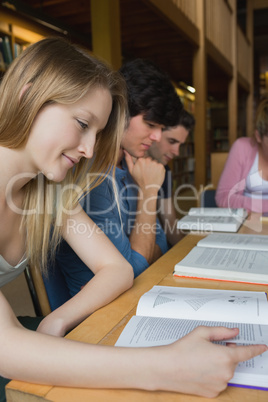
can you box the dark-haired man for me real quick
[56,58,182,296]
[147,109,195,246]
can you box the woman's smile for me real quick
[25,87,112,182]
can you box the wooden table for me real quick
[6,215,268,401]
[238,212,268,235]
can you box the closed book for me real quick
[177,207,248,233]
[174,233,268,285]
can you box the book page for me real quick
[188,207,247,218]
[174,246,268,285]
[115,315,268,347]
[177,215,241,232]
[136,286,268,325]
[198,233,268,251]
[230,349,268,389]
[115,316,268,389]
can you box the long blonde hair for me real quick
[0,37,127,272]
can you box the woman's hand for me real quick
[145,326,268,397]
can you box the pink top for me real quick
[215,137,268,212]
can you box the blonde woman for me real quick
[0,38,266,401]
[0,37,133,399]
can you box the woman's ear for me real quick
[19,83,32,102]
[255,129,262,144]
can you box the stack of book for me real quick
[173,233,268,285]
[177,207,248,233]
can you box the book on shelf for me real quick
[0,37,7,69]
[176,207,248,233]
[1,36,13,65]
[115,285,268,390]
[0,50,5,71]
[14,42,25,58]
[173,233,268,285]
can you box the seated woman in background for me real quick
[216,98,268,212]
[0,37,266,401]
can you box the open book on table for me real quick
[115,285,268,390]
[176,207,248,232]
[173,233,268,285]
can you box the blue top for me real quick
[160,165,173,199]
[55,158,169,297]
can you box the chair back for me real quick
[199,188,217,208]
[25,260,71,316]
[210,152,228,187]
[42,260,71,311]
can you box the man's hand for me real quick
[124,150,165,192]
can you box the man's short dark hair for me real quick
[119,58,182,127]
[178,109,195,131]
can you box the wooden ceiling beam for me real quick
[38,2,90,18]
[121,28,182,40]
[143,0,199,46]
[122,35,186,48]
[253,0,268,9]
[60,13,91,26]
[25,0,68,7]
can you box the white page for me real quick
[115,316,268,389]
[136,286,268,325]
[198,233,268,251]
[115,315,268,347]
[230,357,268,388]
[177,215,241,232]
[174,247,268,283]
[188,207,247,218]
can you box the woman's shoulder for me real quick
[232,136,257,153]
[233,136,256,146]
